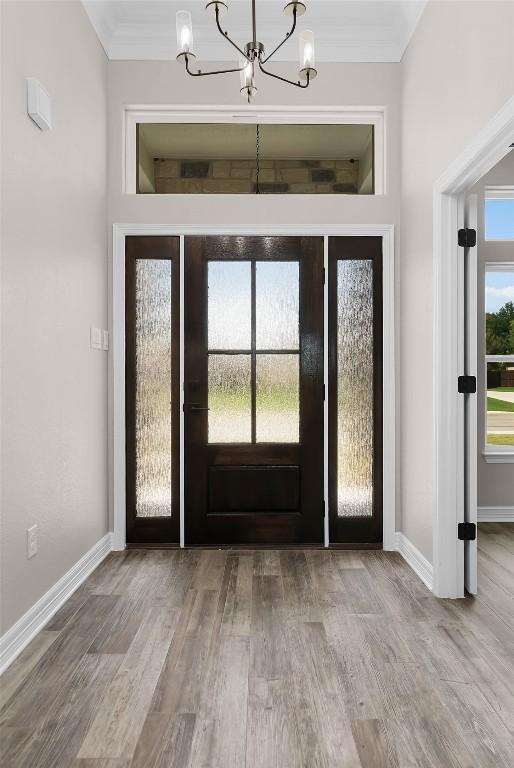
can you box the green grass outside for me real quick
[487,434,514,446]
[487,396,514,412]
[209,387,298,412]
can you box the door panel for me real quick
[328,237,383,544]
[184,236,324,546]
[125,236,180,544]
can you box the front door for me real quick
[184,236,324,546]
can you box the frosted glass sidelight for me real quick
[337,260,373,517]
[256,261,299,349]
[256,354,299,442]
[208,261,251,350]
[135,259,172,517]
[209,355,252,443]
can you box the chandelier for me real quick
[175,0,317,102]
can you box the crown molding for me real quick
[83,1,427,63]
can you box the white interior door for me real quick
[464,194,478,594]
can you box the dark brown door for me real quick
[125,236,180,544]
[328,236,383,544]
[184,236,324,546]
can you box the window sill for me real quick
[483,450,514,464]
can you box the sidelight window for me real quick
[336,259,374,517]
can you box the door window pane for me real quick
[256,354,299,443]
[208,261,251,349]
[337,260,373,517]
[486,362,514,447]
[135,259,172,517]
[256,261,299,349]
[209,355,251,442]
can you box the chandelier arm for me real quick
[258,59,310,88]
[214,7,250,60]
[260,9,297,64]
[184,55,248,77]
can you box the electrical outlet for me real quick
[27,525,38,558]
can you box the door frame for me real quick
[111,224,396,551]
[432,96,514,597]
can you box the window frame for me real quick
[483,261,514,462]
[124,105,386,196]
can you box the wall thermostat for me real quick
[27,78,52,131]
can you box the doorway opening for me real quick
[124,234,384,547]
[433,96,514,597]
[464,153,514,598]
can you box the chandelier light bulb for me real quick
[176,11,193,55]
[299,29,315,70]
[241,61,253,89]
[240,58,257,101]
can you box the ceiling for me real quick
[83,0,427,62]
[139,123,374,159]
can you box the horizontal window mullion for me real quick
[485,355,514,363]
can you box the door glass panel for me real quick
[135,259,172,517]
[337,260,373,517]
[209,354,252,442]
[256,261,299,349]
[256,354,299,442]
[208,261,251,349]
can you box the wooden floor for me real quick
[1,526,514,767]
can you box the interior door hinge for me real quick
[458,228,477,248]
[458,375,476,394]
[458,522,476,541]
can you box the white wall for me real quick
[0,1,108,633]
[400,0,514,561]
[473,152,514,508]
[108,60,400,227]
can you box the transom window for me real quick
[137,122,375,195]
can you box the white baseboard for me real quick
[395,532,433,592]
[478,507,514,523]
[0,533,112,675]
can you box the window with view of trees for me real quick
[485,269,514,448]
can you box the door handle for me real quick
[189,404,209,412]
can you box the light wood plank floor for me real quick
[1,529,514,767]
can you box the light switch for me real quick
[27,78,52,131]
[90,327,102,350]
[102,330,109,351]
